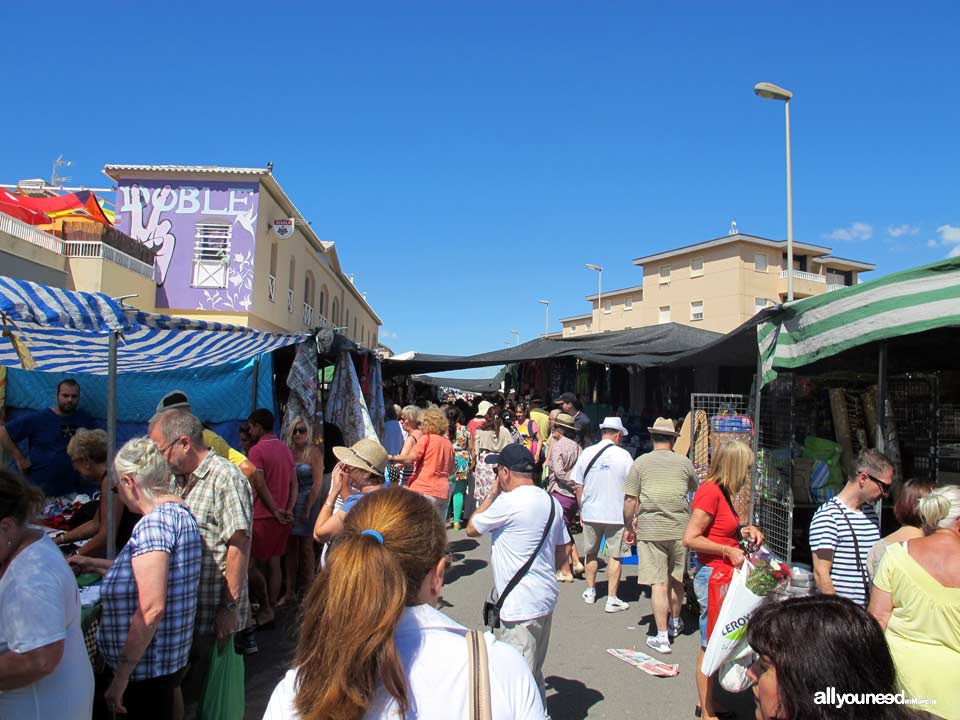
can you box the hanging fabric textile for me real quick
[282,339,324,450]
[325,352,379,446]
[364,357,385,439]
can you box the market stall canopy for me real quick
[758,258,960,387]
[412,373,504,394]
[0,275,305,374]
[663,306,780,369]
[383,323,722,377]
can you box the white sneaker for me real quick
[646,635,672,654]
[668,617,685,639]
[605,597,630,613]
[582,588,596,604]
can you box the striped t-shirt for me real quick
[809,499,880,607]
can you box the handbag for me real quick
[482,497,556,629]
[466,630,492,720]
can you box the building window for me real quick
[690,301,704,321]
[332,299,340,325]
[192,223,232,288]
[691,256,704,278]
[755,297,770,314]
[585,322,592,332]
[268,242,278,302]
[659,306,670,324]
[659,264,671,284]
[755,253,767,273]
[603,300,612,314]
[624,297,633,310]
[319,285,328,318]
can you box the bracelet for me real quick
[721,547,727,559]
[325,500,336,508]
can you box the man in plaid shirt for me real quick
[148,409,253,716]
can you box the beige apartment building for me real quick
[560,232,874,336]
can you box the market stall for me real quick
[750,258,960,563]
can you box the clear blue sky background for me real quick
[3,2,959,377]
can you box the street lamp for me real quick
[511,329,520,346]
[754,81,794,302]
[585,263,603,333]
[538,299,550,338]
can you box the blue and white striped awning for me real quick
[0,276,305,374]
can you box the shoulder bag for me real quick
[831,499,872,604]
[482,496,556,629]
[466,630,492,720]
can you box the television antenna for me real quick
[51,155,72,186]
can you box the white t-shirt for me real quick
[262,604,544,719]
[573,439,634,525]
[471,485,570,622]
[0,535,94,720]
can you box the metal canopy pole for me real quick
[876,343,888,453]
[251,356,260,415]
[106,331,118,561]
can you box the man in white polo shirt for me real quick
[467,443,570,706]
[574,417,635,613]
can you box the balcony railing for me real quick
[0,211,64,254]
[287,288,294,314]
[779,269,826,283]
[63,240,156,279]
[303,302,314,327]
[267,274,276,302]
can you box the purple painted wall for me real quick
[114,179,259,311]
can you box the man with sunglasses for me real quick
[809,448,892,607]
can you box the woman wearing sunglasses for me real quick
[279,417,325,607]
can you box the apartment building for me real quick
[102,165,381,345]
[560,232,874,336]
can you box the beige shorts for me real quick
[635,539,687,585]
[582,522,631,559]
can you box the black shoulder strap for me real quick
[496,494,556,610]
[718,484,740,522]
[832,499,871,601]
[582,443,614,480]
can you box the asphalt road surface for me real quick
[244,531,757,719]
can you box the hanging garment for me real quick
[364,357,386,439]
[325,352,378,446]
[282,340,324,449]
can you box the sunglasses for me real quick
[863,471,893,496]
[293,427,308,435]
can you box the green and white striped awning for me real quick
[758,258,960,387]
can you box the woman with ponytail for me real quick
[264,487,544,720]
[869,484,960,717]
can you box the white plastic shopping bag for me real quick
[700,561,765,676]
[718,639,755,692]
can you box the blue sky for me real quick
[3,2,959,375]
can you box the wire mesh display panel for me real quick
[940,403,960,482]
[752,374,795,564]
[689,393,754,518]
[889,375,939,483]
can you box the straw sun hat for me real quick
[332,438,388,476]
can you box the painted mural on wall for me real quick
[114,179,259,311]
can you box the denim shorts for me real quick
[693,564,714,649]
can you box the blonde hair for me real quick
[294,487,446,720]
[113,437,174,499]
[705,440,754,495]
[66,428,108,465]
[918,484,960,532]
[419,407,447,436]
[400,405,422,425]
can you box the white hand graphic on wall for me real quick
[128,185,176,284]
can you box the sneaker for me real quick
[572,562,585,576]
[646,635,672,654]
[556,571,575,583]
[582,587,597,604]
[605,597,630,613]
[236,628,259,655]
[669,617,685,640]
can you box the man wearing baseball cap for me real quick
[467,443,570,705]
[555,392,591,447]
[623,418,698,654]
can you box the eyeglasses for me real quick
[293,427,307,435]
[156,437,184,458]
[863,471,893,497]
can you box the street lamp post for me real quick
[511,329,520,346]
[585,263,603,333]
[538,299,549,338]
[754,81,794,302]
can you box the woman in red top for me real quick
[683,440,764,720]
[389,406,454,521]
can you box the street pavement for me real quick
[245,530,757,719]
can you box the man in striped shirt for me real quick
[809,449,892,607]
